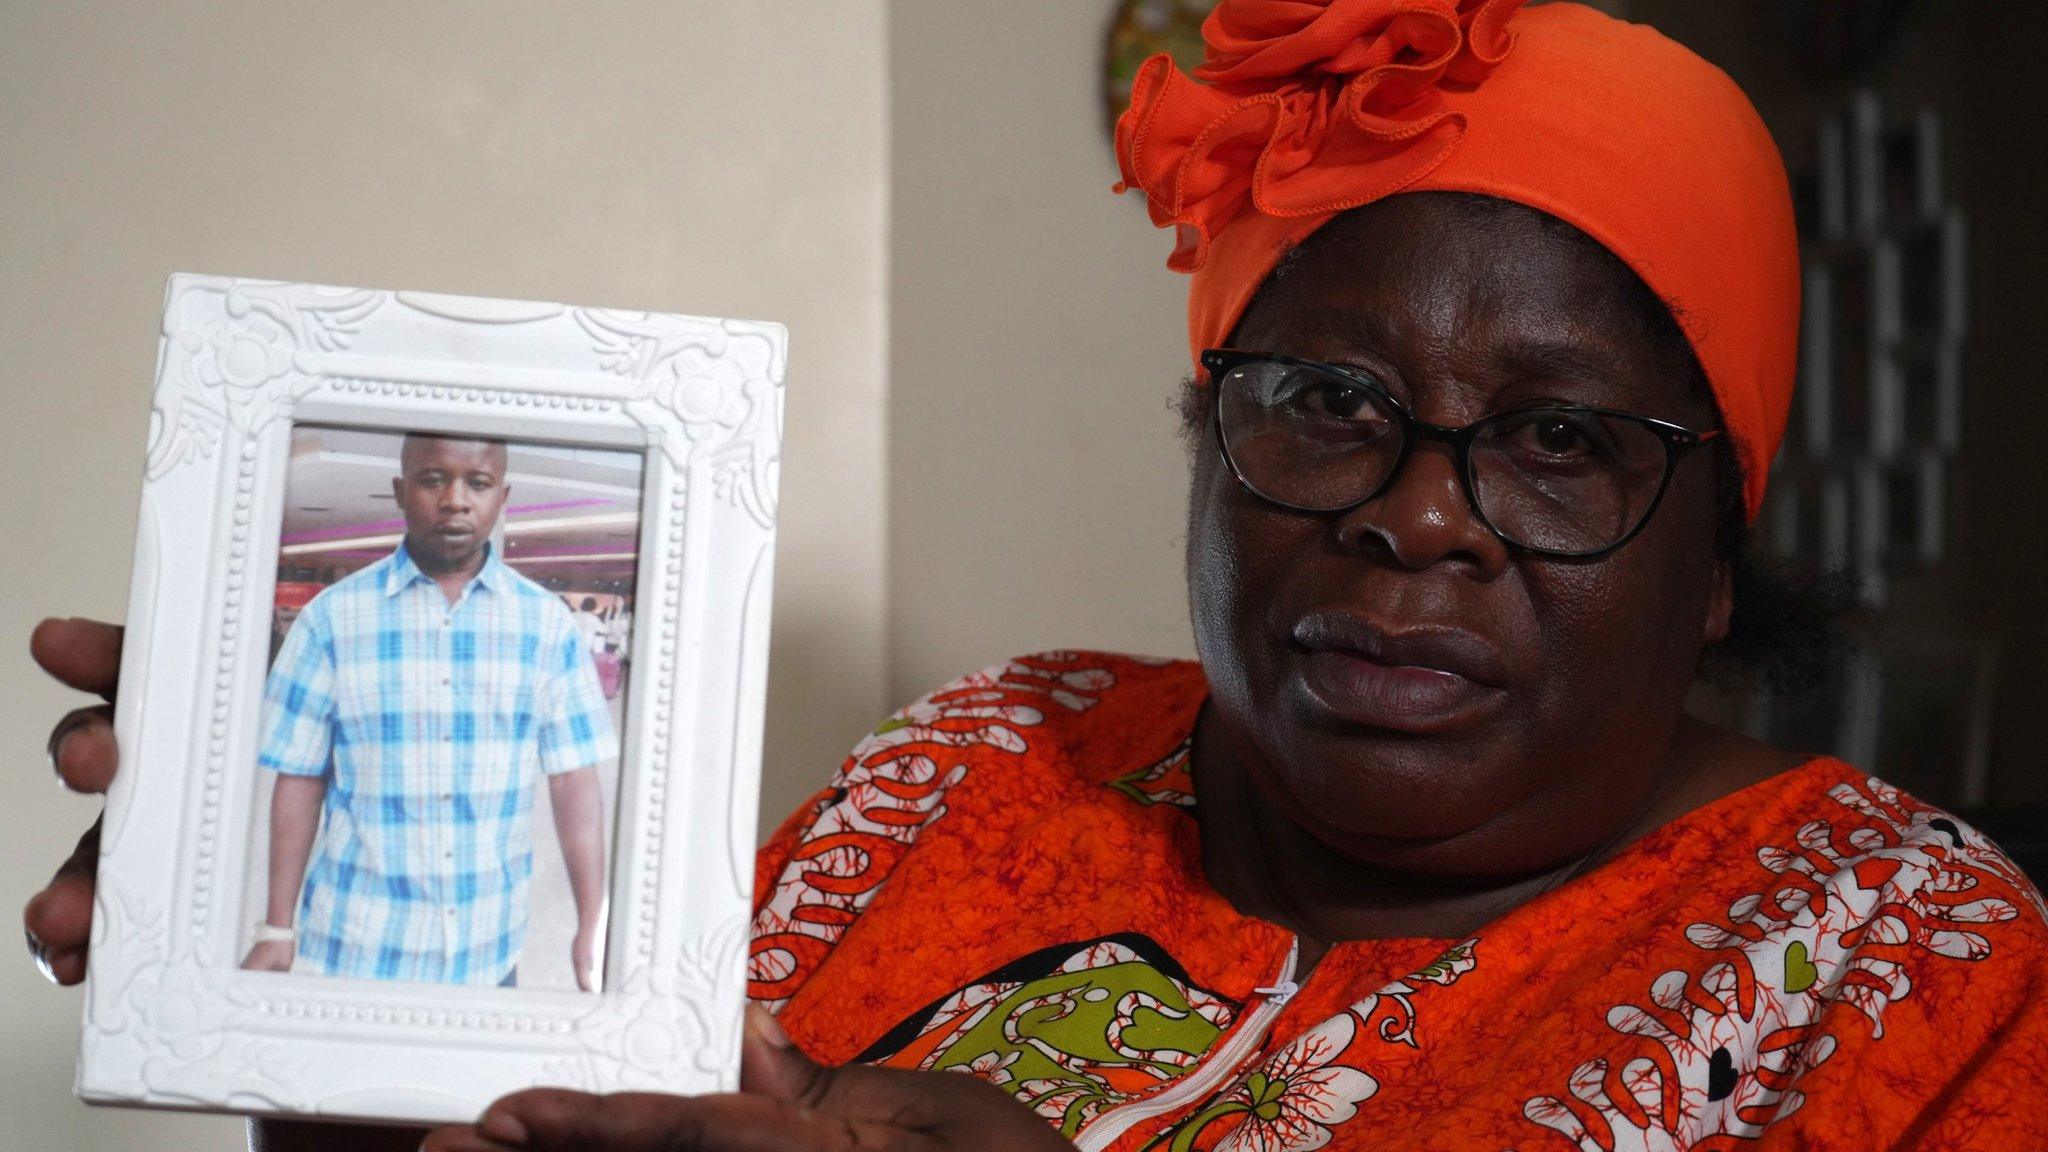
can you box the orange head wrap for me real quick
[1114,0,1799,518]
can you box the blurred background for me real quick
[4,1,2042,1147]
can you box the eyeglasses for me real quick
[1203,349,1722,558]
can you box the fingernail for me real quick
[747,1003,793,1049]
[478,1109,530,1146]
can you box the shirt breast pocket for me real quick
[472,670,541,777]
[330,653,393,752]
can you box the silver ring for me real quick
[46,712,91,786]
[26,926,57,984]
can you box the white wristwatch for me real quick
[252,922,297,944]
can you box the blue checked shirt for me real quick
[257,542,618,985]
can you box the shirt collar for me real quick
[383,539,512,598]
[474,542,514,595]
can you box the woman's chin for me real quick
[1253,734,1528,850]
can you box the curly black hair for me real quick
[1175,194,1860,699]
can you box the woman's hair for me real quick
[1690,390,1863,699]
[1178,194,1859,698]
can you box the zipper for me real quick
[1071,936,1300,1152]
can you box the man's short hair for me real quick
[399,432,510,473]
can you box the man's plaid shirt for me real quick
[258,541,617,985]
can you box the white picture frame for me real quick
[77,274,786,1125]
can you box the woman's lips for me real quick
[1294,648,1505,734]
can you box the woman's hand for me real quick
[22,618,124,986]
[26,619,436,1150]
[422,1005,1076,1152]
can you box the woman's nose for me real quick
[1330,441,1510,577]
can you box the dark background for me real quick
[1635,0,2048,814]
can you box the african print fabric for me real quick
[748,653,2048,1150]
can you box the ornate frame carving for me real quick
[78,274,784,1124]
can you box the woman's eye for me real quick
[1302,381,1357,416]
[1283,374,1377,422]
[1503,414,1615,462]
[1531,419,1589,456]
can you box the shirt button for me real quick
[442,677,451,686]
[441,792,453,801]
[443,850,454,859]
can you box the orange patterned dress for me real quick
[747,653,2048,1150]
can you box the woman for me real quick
[26,2,2048,1149]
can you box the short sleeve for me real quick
[257,601,338,778]
[1757,818,2048,1148]
[536,611,619,776]
[1770,917,2048,1148]
[1900,975,2048,1148]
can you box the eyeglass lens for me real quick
[1216,359,1675,554]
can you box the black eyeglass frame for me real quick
[1201,348,1725,559]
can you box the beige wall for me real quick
[887,0,1196,704]
[8,0,1196,1144]
[1,3,888,1148]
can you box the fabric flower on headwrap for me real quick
[1112,0,1802,520]
[1116,0,1523,273]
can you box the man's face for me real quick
[393,437,510,569]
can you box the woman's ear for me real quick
[1703,560,1734,646]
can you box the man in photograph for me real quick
[244,433,615,989]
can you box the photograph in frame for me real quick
[77,275,785,1125]
[241,425,646,994]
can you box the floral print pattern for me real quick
[856,934,1240,1136]
[748,654,1115,1007]
[1523,776,2040,1150]
[1212,1013,1380,1151]
[1110,737,1197,809]
[1160,941,1476,1151]
[751,654,2048,1150]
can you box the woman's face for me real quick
[1187,194,1729,881]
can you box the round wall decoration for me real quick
[1102,0,1221,138]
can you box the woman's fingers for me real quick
[422,1007,1073,1151]
[29,618,124,700]
[442,1014,874,1152]
[429,1089,870,1152]
[26,619,125,985]
[49,704,117,794]
[32,942,89,987]
[737,1007,1069,1145]
[735,1004,828,1105]
[24,819,102,986]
